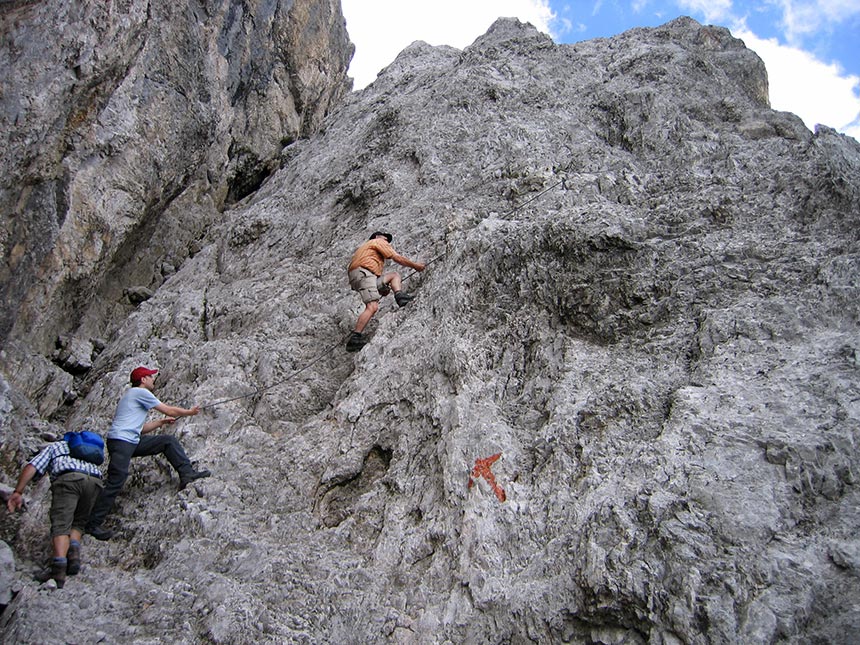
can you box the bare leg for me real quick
[355,300,380,333]
[52,534,70,559]
[383,272,403,292]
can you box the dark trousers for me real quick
[50,472,103,537]
[86,435,194,529]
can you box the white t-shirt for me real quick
[107,387,161,444]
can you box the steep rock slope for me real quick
[3,16,860,645]
[0,0,352,360]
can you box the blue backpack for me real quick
[64,431,105,465]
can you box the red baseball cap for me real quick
[130,366,158,384]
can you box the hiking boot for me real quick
[394,291,414,307]
[51,559,67,588]
[346,331,368,353]
[67,542,81,575]
[87,525,114,541]
[36,559,67,588]
[179,469,211,490]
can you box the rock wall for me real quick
[2,14,860,645]
[0,0,352,361]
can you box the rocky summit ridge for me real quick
[2,6,860,645]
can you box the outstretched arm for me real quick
[391,253,425,271]
[142,418,176,434]
[142,402,200,434]
[6,464,38,512]
[154,402,200,418]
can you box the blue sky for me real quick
[342,0,860,140]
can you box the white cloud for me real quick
[820,0,860,19]
[735,27,860,139]
[342,0,554,89]
[773,0,860,43]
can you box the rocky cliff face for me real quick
[3,13,860,645]
[0,0,352,360]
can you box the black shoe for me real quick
[394,292,413,307]
[346,331,367,352]
[87,525,114,541]
[67,543,81,575]
[179,469,211,490]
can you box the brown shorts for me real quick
[49,472,104,537]
[348,268,390,304]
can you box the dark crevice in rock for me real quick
[224,145,275,206]
[316,445,393,529]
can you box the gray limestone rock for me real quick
[0,0,353,359]
[2,13,860,645]
[0,541,13,606]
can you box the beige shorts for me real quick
[348,268,390,304]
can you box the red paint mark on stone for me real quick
[467,452,506,502]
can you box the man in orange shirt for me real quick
[346,231,425,351]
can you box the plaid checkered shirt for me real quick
[28,441,102,482]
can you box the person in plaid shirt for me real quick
[6,439,104,588]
